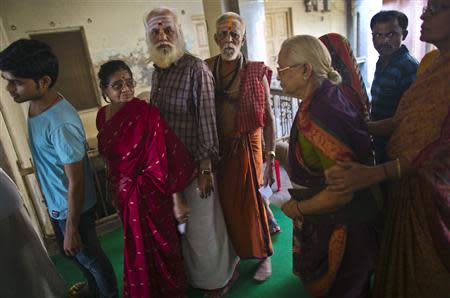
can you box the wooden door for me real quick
[265,8,292,72]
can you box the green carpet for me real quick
[52,206,312,298]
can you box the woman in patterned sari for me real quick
[326,1,450,296]
[96,60,195,298]
[278,35,378,297]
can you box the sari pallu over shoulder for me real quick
[237,61,272,133]
[288,81,372,187]
[319,33,370,120]
[97,98,196,197]
[96,98,196,298]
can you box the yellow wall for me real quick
[265,0,348,37]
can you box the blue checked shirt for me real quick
[370,45,418,162]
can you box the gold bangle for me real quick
[396,158,402,179]
[266,150,276,158]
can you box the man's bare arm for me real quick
[63,161,85,256]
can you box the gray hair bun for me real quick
[327,68,342,85]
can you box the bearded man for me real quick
[205,12,275,282]
[144,8,239,295]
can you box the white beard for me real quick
[149,42,184,68]
[220,44,240,61]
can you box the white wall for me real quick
[355,0,384,91]
[0,17,53,237]
[0,0,206,143]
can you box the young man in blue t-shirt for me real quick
[0,39,118,298]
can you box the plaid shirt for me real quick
[370,45,418,162]
[370,45,418,121]
[150,53,218,162]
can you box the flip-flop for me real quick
[68,282,92,298]
[268,218,281,235]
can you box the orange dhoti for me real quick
[217,129,273,259]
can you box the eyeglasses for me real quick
[371,31,401,39]
[148,26,177,40]
[216,30,242,41]
[109,79,136,91]
[277,63,302,74]
[422,4,450,16]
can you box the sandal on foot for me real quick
[268,218,281,235]
[68,282,92,298]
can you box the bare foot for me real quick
[253,258,272,282]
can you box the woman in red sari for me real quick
[96,60,195,298]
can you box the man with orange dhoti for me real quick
[205,12,275,282]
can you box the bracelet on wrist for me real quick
[199,168,212,175]
[266,150,276,159]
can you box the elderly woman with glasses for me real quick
[278,35,379,297]
[326,0,450,296]
[96,60,196,297]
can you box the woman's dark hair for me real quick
[98,60,133,89]
[370,10,408,31]
[0,39,59,87]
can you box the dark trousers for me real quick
[51,208,118,298]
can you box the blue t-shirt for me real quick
[28,98,96,220]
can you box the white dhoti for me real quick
[181,178,239,290]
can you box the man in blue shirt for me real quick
[370,10,418,163]
[0,39,117,298]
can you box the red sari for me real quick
[96,98,195,298]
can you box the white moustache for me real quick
[156,42,174,50]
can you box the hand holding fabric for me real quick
[263,160,275,187]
